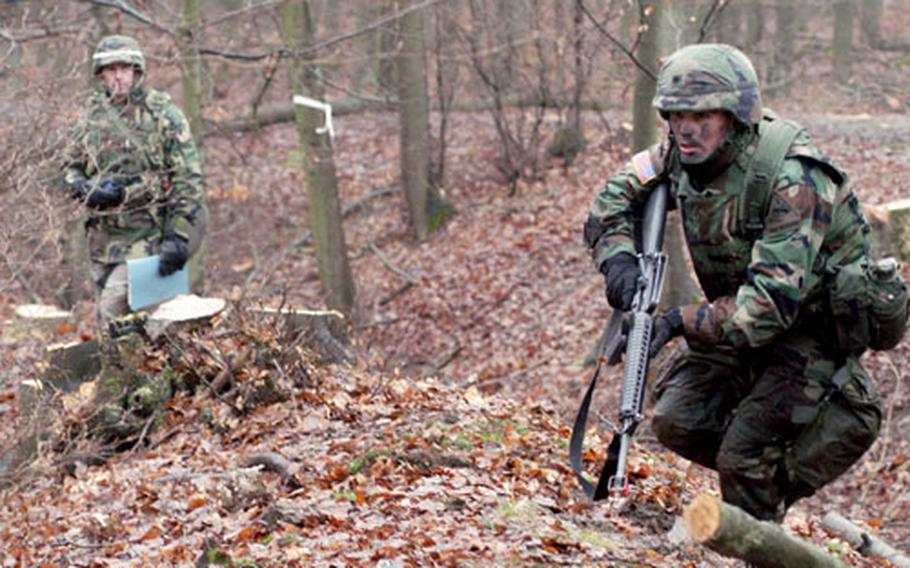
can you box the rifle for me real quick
[570,180,669,500]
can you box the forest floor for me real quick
[1,93,909,567]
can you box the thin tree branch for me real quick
[200,0,285,29]
[199,0,448,61]
[697,0,732,43]
[82,0,173,35]
[577,0,657,81]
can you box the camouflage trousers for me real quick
[90,261,131,328]
[88,236,157,330]
[650,328,882,522]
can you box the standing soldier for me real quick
[584,44,902,521]
[63,35,206,329]
[62,35,207,437]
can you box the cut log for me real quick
[683,493,847,568]
[821,512,910,568]
[145,294,227,340]
[250,306,350,364]
[866,198,910,262]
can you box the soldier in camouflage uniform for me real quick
[63,35,206,327]
[62,36,206,437]
[583,44,882,522]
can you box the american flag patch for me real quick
[631,150,657,184]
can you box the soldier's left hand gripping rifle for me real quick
[570,181,669,500]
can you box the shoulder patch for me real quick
[631,150,657,184]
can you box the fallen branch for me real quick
[369,242,419,283]
[684,493,846,568]
[241,452,301,489]
[821,512,910,568]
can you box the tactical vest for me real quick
[82,89,183,262]
[722,113,907,352]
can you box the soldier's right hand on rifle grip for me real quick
[600,252,641,311]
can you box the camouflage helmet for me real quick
[92,35,145,76]
[653,43,762,127]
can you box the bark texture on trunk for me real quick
[684,494,847,568]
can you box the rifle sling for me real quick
[569,309,625,501]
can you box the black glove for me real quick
[66,178,90,200]
[158,235,189,276]
[649,307,684,358]
[600,252,641,311]
[85,177,125,210]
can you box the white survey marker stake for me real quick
[292,94,335,138]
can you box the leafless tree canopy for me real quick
[1,0,908,304]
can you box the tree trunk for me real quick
[768,0,796,94]
[281,0,356,315]
[661,211,702,308]
[860,0,884,48]
[745,1,765,78]
[395,0,452,240]
[684,494,848,568]
[632,0,698,308]
[57,217,91,309]
[833,0,854,84]
[632,0,663,153]
[178,0,205,145]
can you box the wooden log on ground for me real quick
[250,306,350,364]
[821,512,910,568]
[204,94,614,138]
[866,198,910,262]
[683,493,847,568]
[144,294,227,340]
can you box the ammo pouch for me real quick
[827,255,909,352]
[786,360,882,490]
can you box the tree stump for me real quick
[2,304,73,344]
[144,294,226,340]
[683,493,847,568]
[250,306,350,364]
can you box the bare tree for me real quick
[833,0,855,84]
[281,0,356,314]
[395,0,453,240]
[632,0,663,153]
[178,0,206,143]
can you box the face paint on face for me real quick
[668,110,733,165]
[100,62,136,103]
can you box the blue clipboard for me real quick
[127,255,189,310]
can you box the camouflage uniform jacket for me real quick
[63,87,205,264]
[584,115,871,350]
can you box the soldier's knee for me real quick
[652,408,720,468]
[651,408,686,450]
[715,449,743,477]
